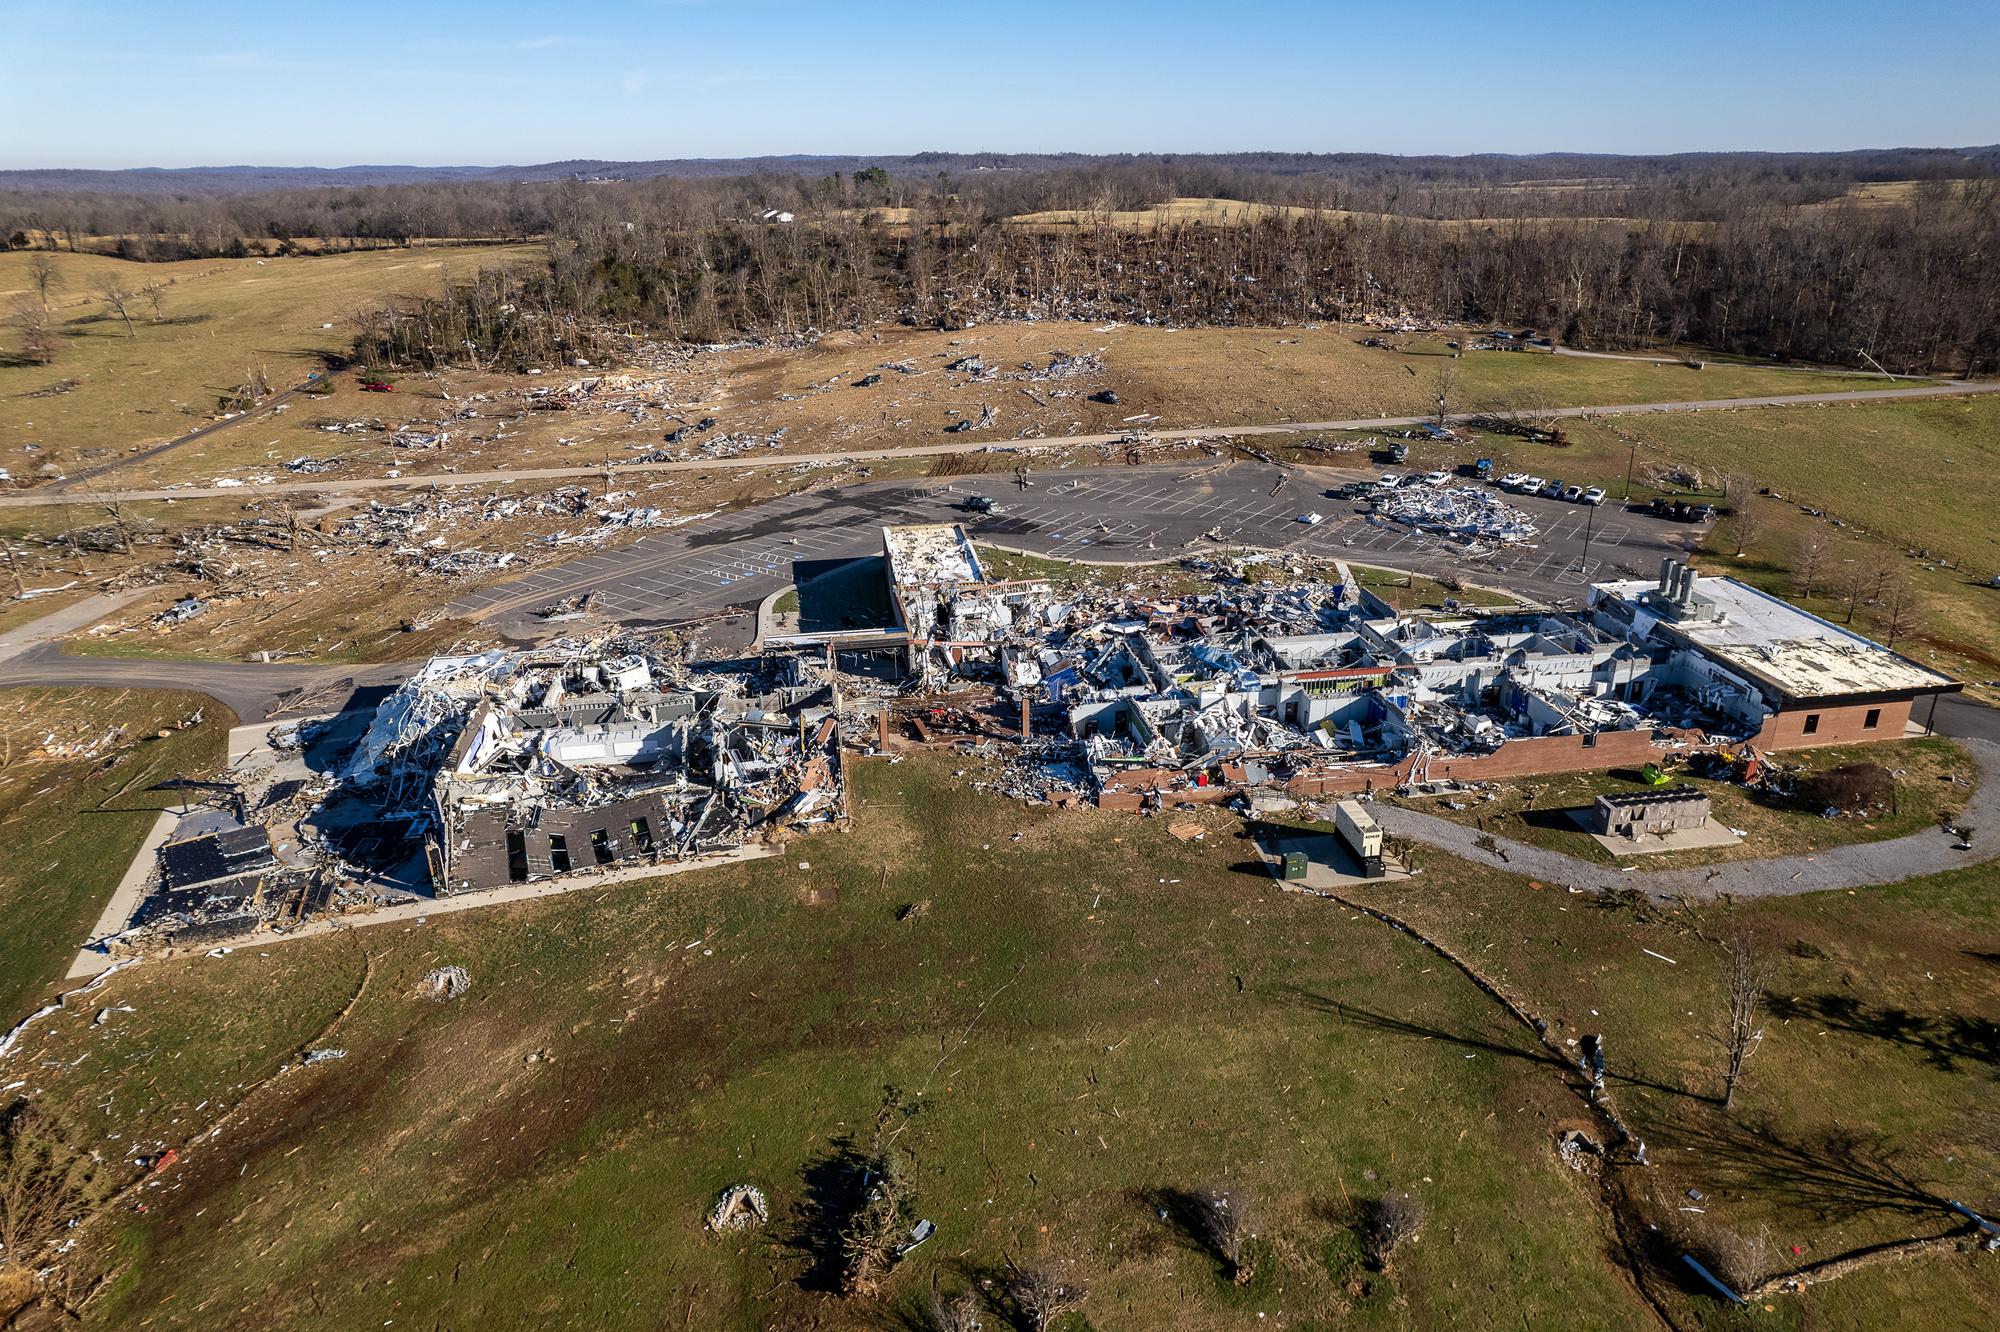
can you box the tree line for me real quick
[364,175,1999,375]
[5,159,1997,374]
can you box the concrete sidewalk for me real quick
[62,841,784,980]
[65,809,181,979]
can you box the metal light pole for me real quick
[1621,436,1639,503]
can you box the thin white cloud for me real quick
[514,35,605,50]
[621,69,651,96]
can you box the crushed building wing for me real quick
[816,538,1957,811]
[337,642,846,894]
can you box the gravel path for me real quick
[1366,738,1999,899]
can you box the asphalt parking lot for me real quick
[450,462,1705,637]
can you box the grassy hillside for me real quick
[4,752,1992,1329]
[0,244,543,475]
[0,687,229,1024]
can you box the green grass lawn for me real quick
[5,751,1994,1329]
[0,687,231,1024]
[1389,737,1976,868]
[1343,853,2000,1330]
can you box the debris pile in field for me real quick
[416,966,472,1001]
[1019,351,1104,383]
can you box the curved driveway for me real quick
[1370,737,2000,900]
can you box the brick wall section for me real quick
[1285,727,1663,798]
[1095,699,1928,808]
[1755,699,1912,750]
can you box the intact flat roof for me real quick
[882,523,983,587]
[1595,575,1956,702]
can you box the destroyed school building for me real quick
[782,535,1957,812]
[112,544,1961,947]
[339,642,845,894]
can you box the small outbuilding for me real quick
[1333,799,1386,878]
[1591,786,1711,839]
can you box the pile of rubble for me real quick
[1018,351,1103,383]
[1373,484,1537,545]
[547,506,722,547]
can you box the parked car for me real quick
[1518,475,1546,495]
[1542,478,1568,497]
[1561,484,1584,502]
[1377,473,1405,488]
[1582,486,1607,506]
[961,495,1000,514]
[1498,472,1530,490]
[1420,470,1451,486]
[1295,511,1325,525]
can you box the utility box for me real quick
[1334,800,1386,879]
[1281,851,1309,881]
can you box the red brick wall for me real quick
[1093,698,1928,808]
[1754,699,1911,750]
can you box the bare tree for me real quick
[1722,476,1764,557]
[1361,1192,1426,1270]
[1719,934,1770,1110]
[837,1089,920,1299]
[25,252,62,310]
[1830,561,1866,624]
[839,1148,909,1297]
[1793,529,1830,600]
[141,280,168,323]
[105,502,137,555]
[6,298,57,365]
[99,279,137,338]
[925,1288,983,1332]
[1433,360,1456,428]
[1005,1261,1085,1332]
[1877,573,1918,647]
[1187,1186,1258,1284]
[1,1099,102,1272]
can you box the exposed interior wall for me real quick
[1754,698,1914,750]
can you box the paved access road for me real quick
[449,462,1698,636]
[4,379,1995,508]
[0,642,411,724]
[1371,737,2000,900]
[46,382,314,494]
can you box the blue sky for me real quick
[2,0,1996,168]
